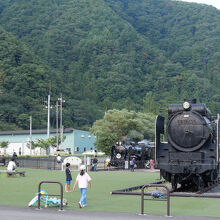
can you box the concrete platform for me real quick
[0,206,219,220]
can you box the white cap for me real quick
[80,165,86,170]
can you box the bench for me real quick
[7,171,25,177]
[0,170,25,177]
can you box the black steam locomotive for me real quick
[155,99,220,190]
[110,141,154,169]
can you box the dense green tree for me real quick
[0,141,9,154]
[90,109,155,154]
[32,137,57,155]
[142,92,158,114]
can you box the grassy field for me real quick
[0,168,220,218]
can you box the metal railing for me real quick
[141,184,170,216]
[37,181,64,211]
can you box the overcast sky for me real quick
[178,0,220,9]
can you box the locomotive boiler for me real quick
[155,99,220,190]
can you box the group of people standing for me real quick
[130,157,154,171]
[64,156,98,208]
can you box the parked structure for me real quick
[0,128,96,156]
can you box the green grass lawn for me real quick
[0,168,220,218]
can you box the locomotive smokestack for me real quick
[184,99,196,104]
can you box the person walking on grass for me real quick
[65,163,72,192]
[73,165,92,208]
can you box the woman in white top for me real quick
[73,165,92,208]
[7,159,16,171]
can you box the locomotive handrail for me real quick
[217,114,219,163]
[37,181,64,211]
[141,184,170,216]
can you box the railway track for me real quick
[196,180,220,194]
[171,176,220,194]
[111,179,220,198]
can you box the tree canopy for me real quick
[90,109,155,154]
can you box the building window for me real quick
[75,147,79,152]
[84,147,86,152]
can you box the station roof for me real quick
[0,128,75,135]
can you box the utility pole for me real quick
[47,92,51,139]
[44,88,52,139]
[30,115,32,155]
[217,114,219,161]
[56,101,59,149]
[58,95,65,150]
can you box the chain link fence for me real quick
[3,156,107,170]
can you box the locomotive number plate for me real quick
[177,119,196,125]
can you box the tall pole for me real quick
[60,95,62,140]
[30,115,32,155]
[60,95,63,149]
[217,114,219,162]
[58,95,65,150]
[47,93,51,139]
[56,101,59,149]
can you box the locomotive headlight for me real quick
[116,153,121,159]
[183,101,190,110]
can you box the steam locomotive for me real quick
[155,99,220,190]
[110,141,154,169]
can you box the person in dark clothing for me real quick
[65,163,72,192]
[130,158,135,172]
[12,152,18,166]
[0,155,5,166]
[12,152,17,160]
[19,148,22,156]
[92,156,98,171]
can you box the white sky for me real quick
[178,0,220,9]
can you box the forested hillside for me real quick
[0,0,219,130]
[105,0,220,110]
[0,28,56,130]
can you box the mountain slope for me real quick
[104,0,220,110]
[0,27,55,129]
[0,0,219,130]
[0,0,170,104]
[105,0,220,86]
